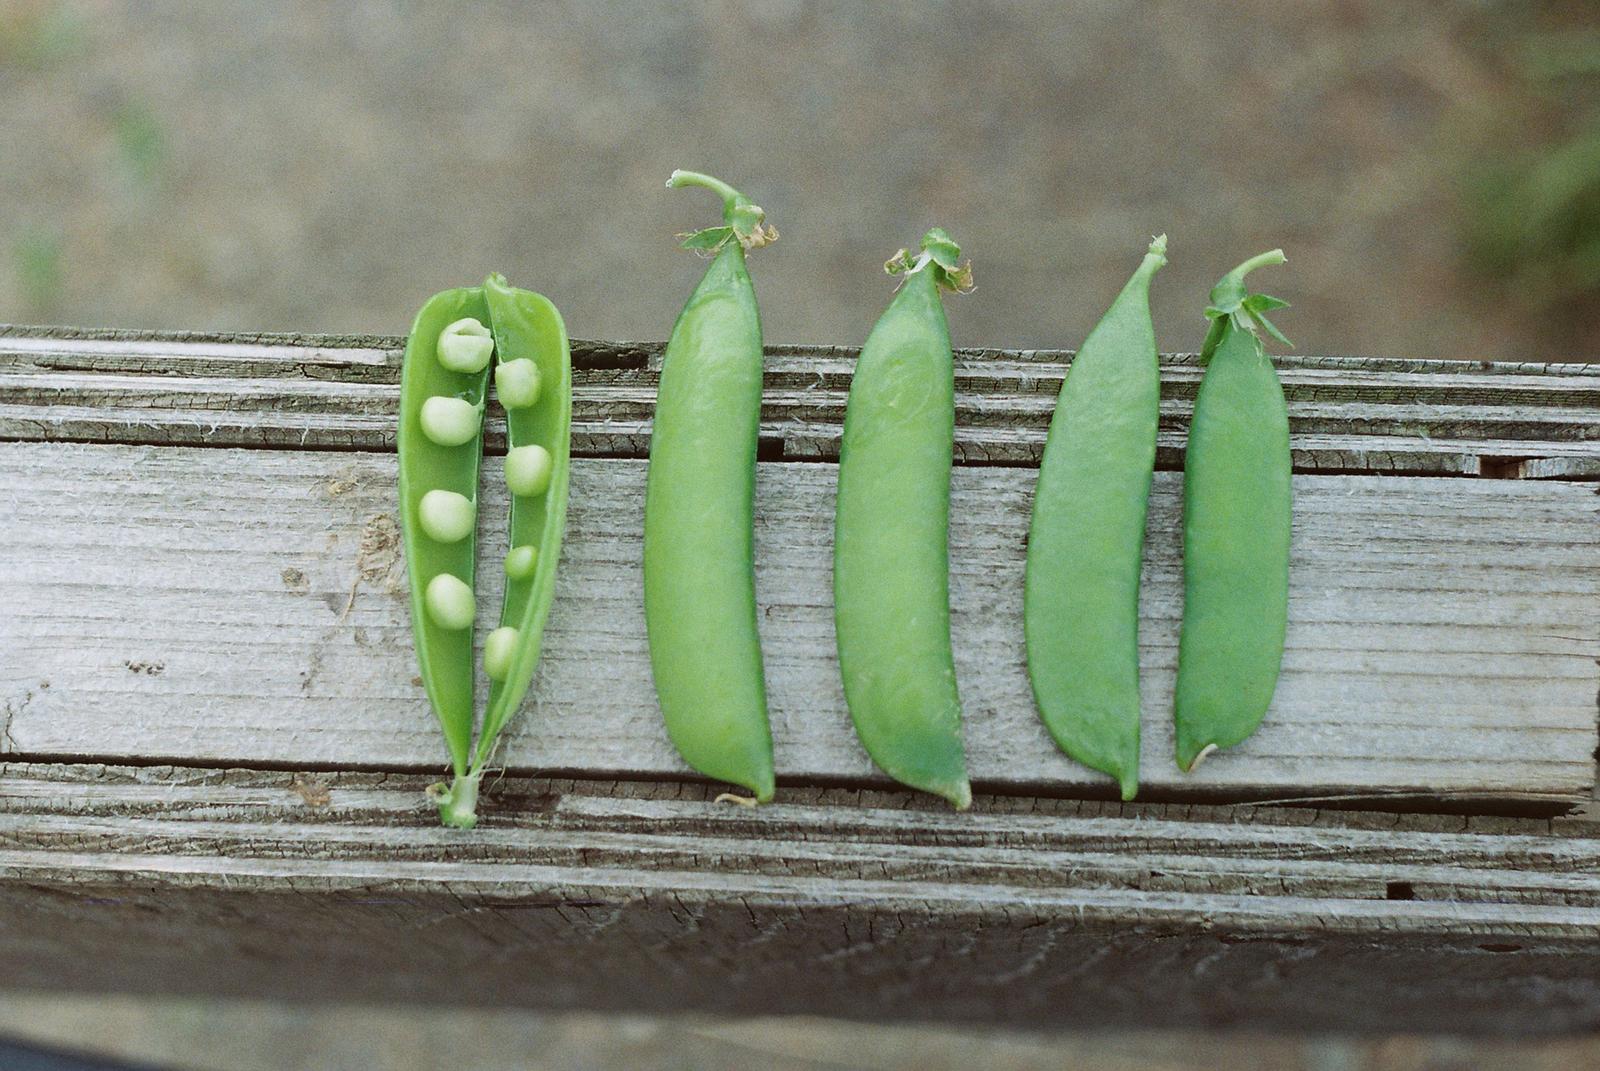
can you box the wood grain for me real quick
[4,441,1594,799]
[0,763,1595,1035]
[3,329,1597,475]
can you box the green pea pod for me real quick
[398,287,492,778]
[1174,250,1293,771]
[398,275,571,828]
[833,230,973,810]
[1025,235,1167,801]
[644,170,776,803]
[476,274,572,763]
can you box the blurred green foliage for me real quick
[1465,30,1600,312]
[0,1,83,69]
[15,228,62,314]
[114,101,167,189]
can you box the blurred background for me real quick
[2,0,1598,360]
[4,1,1599,1069]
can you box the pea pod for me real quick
[833,230,973,810]
[1174,250,1292,771]
[1025,236,1167,801]
[644,170,777,803]
[398,274,572,828]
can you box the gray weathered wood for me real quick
[3,329,1598,475]
[4,441,1595,799]
[0,763,1596,1035]
[1,327,1598,1035]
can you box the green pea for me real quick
[417,489,475,543]
[425,573,476,631]
[483,626,519,681]
[398,276,572,829]
[505,444,554,497]
[495,358,542,409]
[419,396,481,447]
[1174,250,1293,771]
[1024,236,1166,802]
[644,170,776,804]
[504,544,538,580]
[833,229,973,810]
[437,317,494,373]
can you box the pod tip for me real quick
[1183,743,1219,773]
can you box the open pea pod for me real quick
[397,275,571,829]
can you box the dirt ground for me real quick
[1,1,1595,360]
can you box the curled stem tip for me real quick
[1212,248,1286,301]
[1204,247,1292,353]
[666,169,776,251]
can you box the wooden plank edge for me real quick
[6,323,1599,378]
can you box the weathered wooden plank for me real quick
[17,400,1600,477]
[8,369,1596,441]
[4,441,1594,799]
[4,330,1598,476]
[0,764,1595,1035]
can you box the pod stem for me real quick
[1143,233,1169,269]
[885,227,974,293]
[667,169,777,250]
[1202,248,1293,359]
[428,772,482,829]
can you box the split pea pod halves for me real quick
[1025,236,1166,801]
[833,230,973,810]
[398,274,571,828]
[644,171,778,803]
[1174,251,1292,771]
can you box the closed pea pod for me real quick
[644,170,778,803]
[1025,236,1166,801]
[398,274,572,828]
[1174,250,1292,771]
[833,230,973,810]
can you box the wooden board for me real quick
[1,327,1598,1035]
[0,763,1596,1036]
[4,441,1595,800]
[4,329,1599,476]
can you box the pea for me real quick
[398,274,572,828]
[1024,236,1166,802]
[504,545,538,580]
[424,573,476,631]
[483,626,519,681]
[419,396,481,447]
[494,358,542,409]
[1174,250,1293,771]
[436,317,494,373]
[644,170,777,804]
[417,489,475,544]
[833,229,974,810]
[505,444,554,497]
